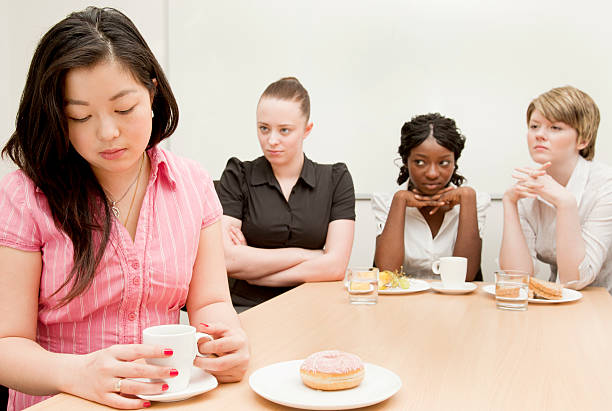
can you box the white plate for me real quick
[431,281,477,294]
[378,279,431,294]
[135,366,218,402]
[481,284,583,304]
[249,360,401,410]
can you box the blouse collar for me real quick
[251,154,316,188]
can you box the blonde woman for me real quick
[499,86,612,293]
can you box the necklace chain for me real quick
[104,153,145,219]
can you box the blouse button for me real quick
[133,277,140,286]
[128,312,136,321]
[132,261,140,270]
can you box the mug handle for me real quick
[195,332,213,358]
[432,261,441,275]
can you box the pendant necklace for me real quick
[105,153,145,219]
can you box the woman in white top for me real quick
[499,86,612,293]
[373,113,490,280]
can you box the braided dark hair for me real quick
[397,113,466,187]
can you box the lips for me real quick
[419,183,443,193]
[533,145,548,151]
[100,148,126,160]
[266,150,283,156]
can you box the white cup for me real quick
[432,257,467,288]
[142,324,212,392]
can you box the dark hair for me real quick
[2,7,179,305]
[397,113,466,187]
[260,77,310,121]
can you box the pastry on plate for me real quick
[300,350,364,391]
[529,277,563,300]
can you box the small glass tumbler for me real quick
[347,267,379,305]
[494,270,530,311]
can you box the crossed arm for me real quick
[222,215,355,287]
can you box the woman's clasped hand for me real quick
[409,186,476,215]
[508,162,575,207]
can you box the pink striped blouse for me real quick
[0,146,222,411]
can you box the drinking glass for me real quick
[347,267,378,304]
[494,270,529,311]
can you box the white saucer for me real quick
[431,282,477,294]
[135,366,218,402]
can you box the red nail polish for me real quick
[169,369,179,377]
[163,349,173,356]
[143,401,151,408]
[200,323,209,327]
[162,383,169,391]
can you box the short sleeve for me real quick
[217,158,246,220]
[475,190,491,238]
[329,163,356,222]
[196,167,223,229]
[0,172,42,251]
[371,192,392,236]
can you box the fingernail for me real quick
[200,323,208,327]
[163,349,173,356]
[162,383,169,391]
[170,369,179,377]
[143,401,151,408]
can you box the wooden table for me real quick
[29,282,612,410]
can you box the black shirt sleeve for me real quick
[217,157,245,219]
[329,163,356,222]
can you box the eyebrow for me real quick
[64,89,137,106]
[412,153,453,158]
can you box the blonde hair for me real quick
[526,86,600,160]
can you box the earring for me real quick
[151,110,155,118]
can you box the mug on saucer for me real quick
[432,256,467,289]
[143,324,212,393]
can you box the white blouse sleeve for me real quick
[371,192,392,236]
[572,182,612,289]
[475,191,491,239]
[517,198,540,272]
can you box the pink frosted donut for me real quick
[300,350,365,390]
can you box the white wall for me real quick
[168,0,612,196]
[4,2,606,283]
[1,0,168,178]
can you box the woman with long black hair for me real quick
[0,7,248,410]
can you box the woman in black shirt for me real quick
[217,77,356,309]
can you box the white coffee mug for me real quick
[432,256,467,288]
[143,324,212,392]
